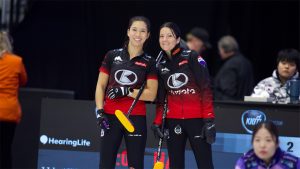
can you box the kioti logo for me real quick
[167,73,188,89]
[114,69,137,85]
[241,110,267,134]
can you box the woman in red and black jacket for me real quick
[152,22,215,169]
[95,16,158,169]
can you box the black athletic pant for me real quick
[0,121,17,169]
[99,114,147,169]
[166,118,214,169]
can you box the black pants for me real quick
[99,114,147,169]
[166,118,214,169]
[0,121,17,169]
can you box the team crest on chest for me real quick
[167,73,188,89]
[114,69,137,85]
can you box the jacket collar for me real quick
[171,43,181,56]
[162,43,182,60]
[121,47,145,60]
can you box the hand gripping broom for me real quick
[115,82,146,133]
[115,51,164,133]
[153,98,168,169]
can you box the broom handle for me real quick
[155,51,166,162]
[127,51,164,118]
[156,98,167,162]
[126,81,146,118]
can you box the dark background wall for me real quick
[10,0,299,99]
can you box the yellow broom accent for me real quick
[153,161,164,169]
[114,82,146,133]
[115,110,135,133]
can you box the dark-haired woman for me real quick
[235,121,300,169]
[95,16,158,169]
[152,22,215,169]
[252,49,300,103]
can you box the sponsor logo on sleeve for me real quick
[197,56,206,67]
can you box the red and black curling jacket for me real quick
[99,48,157,116]
[154,45,214,125]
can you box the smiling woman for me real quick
[152,22,215,169]
[94,16,158,169]
[127,21,149,49]
[159,23,181,57]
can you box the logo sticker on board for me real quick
[241,110,267,134]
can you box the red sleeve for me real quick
[99,51,112,75]
[189,52,215,119]
[99,67,109,75]
[147,74,157,80]
[201,88,215,118]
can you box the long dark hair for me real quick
[251,121,279,145]
[123,16,151,50]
